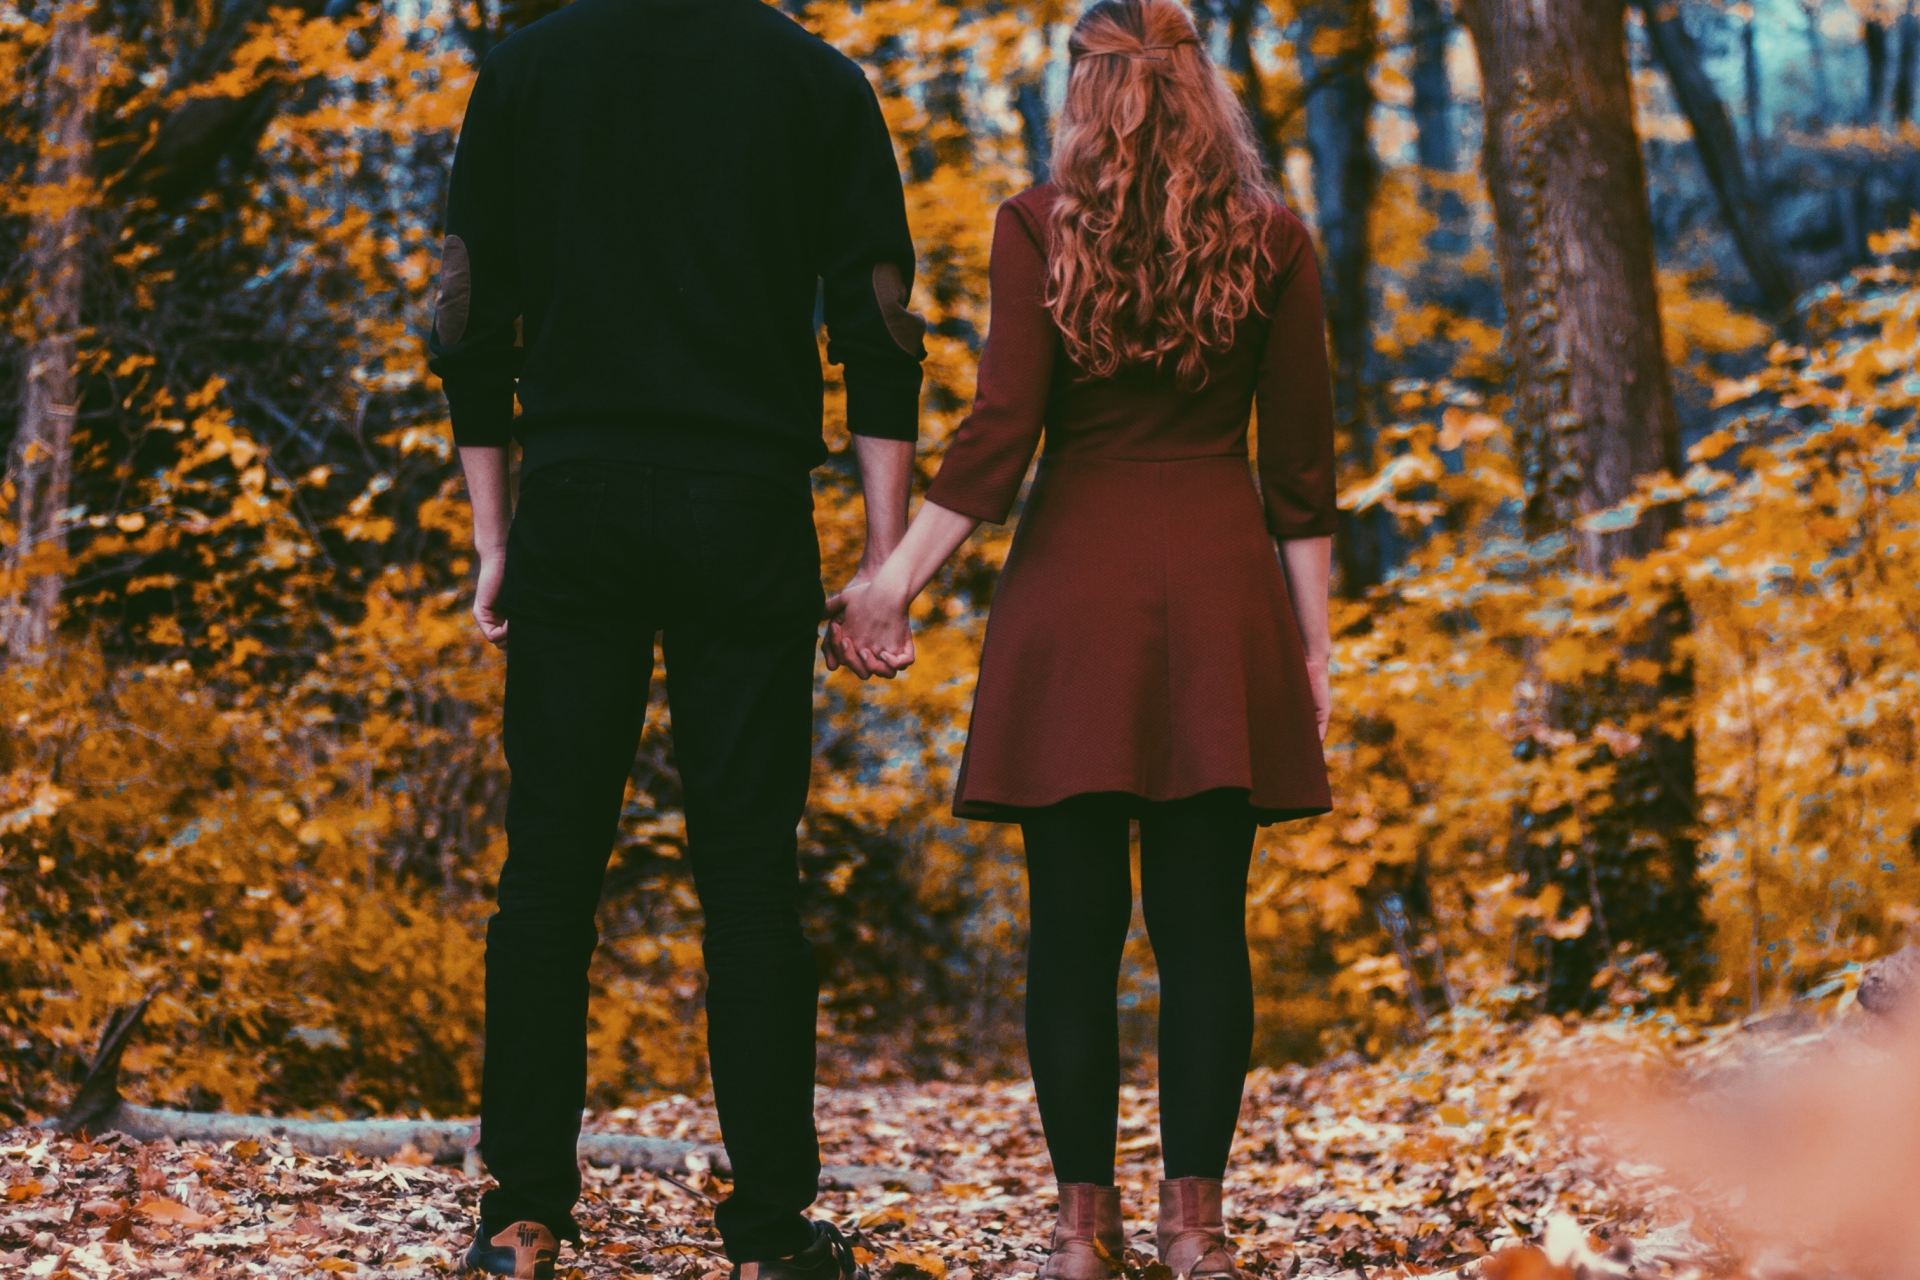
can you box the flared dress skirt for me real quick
[950,452,1334,825]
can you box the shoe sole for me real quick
[463,1239,557,1279]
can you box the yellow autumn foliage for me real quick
[0,1,1914,1125]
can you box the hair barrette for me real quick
[1086,39,1194,64]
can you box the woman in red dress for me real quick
[830,2,1335,1275]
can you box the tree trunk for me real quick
[1895,0,1919,121]
[1741,10,1762,171]
[1636,0,1798,316]
[1409,0,1468,254]
[1864,13,1888,124]
[1297,0,1391,594]
[1797,0,1827,128]
[1457,0,1707,1010]
[973,1,1050,184]
[4,7,98,664]
[1222,0,1284,177]
[908,3,971,184]
[1015,77,1052,182]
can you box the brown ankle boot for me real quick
[1156,1178,1242,1280]
[1038,1183,1124,1280]
[463,1219,559,1278]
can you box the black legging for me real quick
[1019,789,1258,1186]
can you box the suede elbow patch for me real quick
[871,260,927,357]
[435,234,472,346]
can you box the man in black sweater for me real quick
[426,2,925,1277]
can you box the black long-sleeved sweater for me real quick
[426,0,926,476]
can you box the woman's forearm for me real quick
[871,499,980,607]
[1277,534,1331,659]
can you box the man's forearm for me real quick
[460,444,512,557]
[852,435,914,570]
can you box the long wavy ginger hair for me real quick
[1046,0,1277,386]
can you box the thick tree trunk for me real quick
[1297,0,1392,594]
[1636,0,1798,316]
[1457,0,1707,1010]
[1409,0,1468,254]
[4,7,97,664]
[1459,0,1681,565]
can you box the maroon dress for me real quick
[922,183,1338,825]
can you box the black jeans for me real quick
[1019,790,1258,1186]
[478,458,825,1263]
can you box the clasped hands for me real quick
[822,568,915,680]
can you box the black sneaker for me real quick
[730,1221,867,1280]
[464,1219,560,1279]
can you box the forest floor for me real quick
[0,1006,1903,1280]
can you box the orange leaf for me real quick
[135,1195,214,1228]
[1478,1245,1575,1280]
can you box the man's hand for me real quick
[825,575,913,679]
[460,444,513,650]
[822,571,891,679]
[830,435,915,678]
[474,551,510,649]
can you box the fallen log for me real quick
[92,1103,930,1192]
[42,993,931,1194]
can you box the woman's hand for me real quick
[820,569,870,675]
[826,575,914,679]
[1304,653,1330,741]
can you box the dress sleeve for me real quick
[427,50,523,449]
[1254,208,1339,540]
[923,200,1056,524]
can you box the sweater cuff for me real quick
[925,467,1017,526]
[844,363,923,443]
[444,375,516,448]
[1266,509,1339,540]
